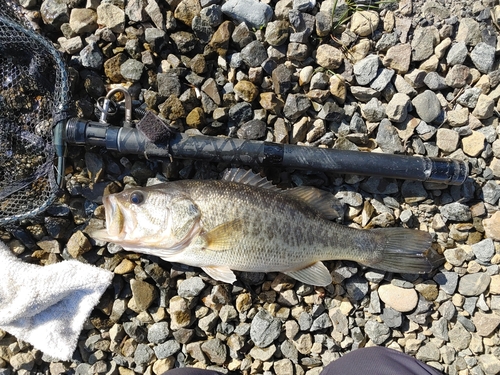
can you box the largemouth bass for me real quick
[90,169,442,286]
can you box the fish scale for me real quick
[90,169,443,286]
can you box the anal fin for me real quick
[202,266,237,284]
[284,261,332,287]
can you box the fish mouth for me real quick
[101,194,136,241]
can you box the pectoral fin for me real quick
[201,219,244,251]
[284,262,332,286]
[202,266,237,284]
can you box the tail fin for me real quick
[366,228,443,274]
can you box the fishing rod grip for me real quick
[65,118,147,153]
[65,119,468,185]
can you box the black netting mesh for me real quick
[0,0,71,225]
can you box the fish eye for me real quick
[129,191,145,205]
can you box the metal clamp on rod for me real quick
[97,88,133,127]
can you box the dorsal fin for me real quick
[222,168,278,190]
[282,186,341,220]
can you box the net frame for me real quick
[0,0,71,225]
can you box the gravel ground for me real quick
[1,0,500,374]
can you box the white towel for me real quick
[0,240,113,361]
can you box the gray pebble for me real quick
[298,312,312,331]
[200,5,223,27]
[368,290,381,314]
[280,340,299,363]
[360,177,399,195]
[123,321,147,343]
[331,263,358,283]
[477,294,490,312]
[407,295,433,324]
[310,313,333,331]
[415,120,437,141]
[241,40,268,68]
[423,71,448,90]
[371,68,395,92]
[293,0,314,11]
[172,328,194,344]
[478,125,497,143]
[375,32,398,52]
[157,72,181,97]
[330,308,348,336]
[335,190,363,207]
[75,363,92,375]
[237,119,267,140]
[446,42,468,66]
[470,42,496,73]
[250,309,281,347]
[289,11,314,43]
[376,119,404,153]
[412,90,442,123]
[381,307,403,328]
[431,317,449,340]
[318,101,344,122]
[353,54,380,85]
[416,342,440,362]
[350,86,381,102]
[411,25,438,61]
[440,202,472,222]
[434,272,459,295]
[79,41,104,70]
[134,343,155,365]
[482,181,500,205]
[345,275,369,301]
[364,270,385,284]
[234,323,251,336]
[144,28,166,46]
[154,340,181,359]
[283,94,311,121]
[457,87,482,108]
[349,112,367,133]
[458,273,491,296]
[41,0,69,25]
[472,239,495,264]
[147,322,170,344]
[364,320,390,345]
[201,339,227,365]
[401,181,428,203]
[456,314,476,332]
[449,322,472,351]
[391,279,414,288]
[221,0,272,29]
[400,209,413,223]
[361,98,386,122]
[228,102,253,128]
[120,59,144,82]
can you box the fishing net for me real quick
[0,0,71,225]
